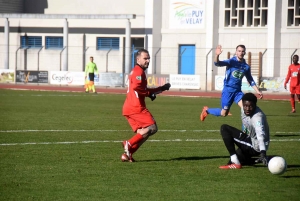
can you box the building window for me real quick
[45,36,63,49]
[20,36,42,48]
[287,0,300,26]
[97,37,120,50]
[224,0,268,27]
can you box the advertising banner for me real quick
[0,69,15,83]
[50,71,85,85]
[214,75,256,91]
[170,74,200,89]
[124,74,170,88]
[95,73,124,86]
[169,0,205,29]
[147,74,170,88]
[259,77,288,92]
[16,70,48,83]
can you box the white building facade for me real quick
[0,0,299,90]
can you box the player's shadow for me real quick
[286,164,300,171]
[170,156,229,161]
[141,156,228,162]
[274,134,300,137]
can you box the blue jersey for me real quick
[214,56,256,92]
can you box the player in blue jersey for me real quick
[200,45,263,121]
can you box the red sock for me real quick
[130,144,139,154]
[128,133,144,147]
[290,98,295,109]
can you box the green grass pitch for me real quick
[0,89,299,201]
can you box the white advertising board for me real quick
[50,71,85,85]
[170,74,200,89]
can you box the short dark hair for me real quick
[293,54,299,59]
[242,93,257,105]
[236,44,246,50]
[136,49,149,58]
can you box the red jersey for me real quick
[122,65,162,115]
[284,63,300,87]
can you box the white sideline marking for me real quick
[0,129,300,134]
[0,138,299,146]
[0,129,220,133]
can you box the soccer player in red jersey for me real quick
[121,49,171,162]
[284,54,300,113]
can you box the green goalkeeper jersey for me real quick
[85,62,98,75]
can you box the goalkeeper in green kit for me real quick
[85,56,99,93]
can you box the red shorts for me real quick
[290,86,300,94]
[124,109,156,132]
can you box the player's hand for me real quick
[215,45,223,56]
[255,151,268,166]
[149,93,156,101]
[284,84,287,90]
[161,83,171,91]
[258,91,263,99]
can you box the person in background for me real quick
[121,49,171,162]
[284,54,300,113]
[200,45,263,121]
[85,56,99,93]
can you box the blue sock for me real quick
[207,108,222,116]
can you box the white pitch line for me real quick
[0,129,220,133]
[1,129,299,134]
[0,138,299,146]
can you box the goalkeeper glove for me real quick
[161,83,171,91]
[149,93,156,101]
[255,150,268,166]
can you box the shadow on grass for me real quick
[282,176,300,178]
[170,156,229,161]
[274,134,300,137]
[141,156,229,162]
[287,164,300,168]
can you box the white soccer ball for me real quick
[268,156,287,175]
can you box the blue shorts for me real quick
[221,91,243,110]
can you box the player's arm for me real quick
[148,83,171,95]
[252,115,268,165]
[213,45,230,67]
[245,70,263,99]
[214,45,222,63]
[284,66,291,89]
[94,64,99,77]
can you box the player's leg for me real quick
[219,124,250,169]
[88,73,94,92]
[200,91,233,121]
[85,77,89,92]
[235,91,244,109]
[89,73,96,93]
[122,110,157,162]
[235,92,244,129]
[289,86,296,113]
[219,91,234,117]
[296,86,300,104]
